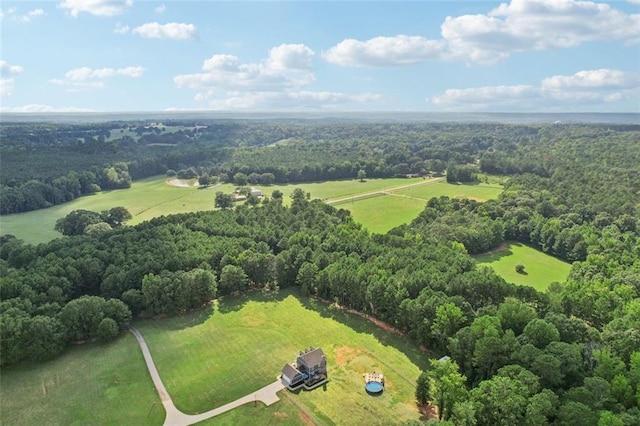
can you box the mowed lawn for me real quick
[0,333,164,426]
[328,180,504,234]
[0,177,234,244]
[1,176,504,244]
[136,289,427,424]
[474,242,572,291]
[394,180,504,202]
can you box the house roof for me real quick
[298,347,325,366]
[282,363,302,379]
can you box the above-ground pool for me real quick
[365,381,384,393]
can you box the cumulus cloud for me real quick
[50,66,144,90]
[59,0,133,17]
[0,61,24,96]
[174,44,381,110]
[325,0,640,66]
[155,4,165,14]
[175,44,316,92]
[541,69,639,90]
[428,68,640,110]
[132,22,197,40]
[323,35,446,67]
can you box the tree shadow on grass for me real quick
[297,292,431,371]
[473,242,519,263]
[216,287,292,314]
[135,304,214,332]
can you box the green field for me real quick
[1,176,504,244]
[474,242,572,291]
[0,333,165,426]
[1,290,428,425]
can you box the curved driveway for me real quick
[128,326,285,426]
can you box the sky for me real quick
[0,0,639,113]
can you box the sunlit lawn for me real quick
[395,180,504,201]
[0,288,428,425]
[0,334,164,426]
[1,176,504,244]
[474,242,572,291]
[137,289,427,424]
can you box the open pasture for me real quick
[136,290,426,424]
[394,180,503,202]
[0,333,164,426]
[0,290,426,425]
[0,177,234,244]
[474,242,572,291]
[1,175,504,244]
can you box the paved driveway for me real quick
[128,326,285,426]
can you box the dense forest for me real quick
[1,119,639,425]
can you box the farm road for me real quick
[128,326,285,426]
[325,176,444,205]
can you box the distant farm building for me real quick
[281,347,328,390]
[250,188,263,197]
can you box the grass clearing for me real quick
[136,289,427,424]
[1,289,428,425]
[474,242,572,291]
[2,176,505,244]
[0,177,234,244]
[394,180,503,202]
[0,333,164,426]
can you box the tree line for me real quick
[0,120,638,424]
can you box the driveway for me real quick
[128,326,286,426]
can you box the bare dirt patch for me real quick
[335,346,361,366]
[298,410,315,426]
[273,412,289,419]
[418,403,439,420]
[166,179,199,188]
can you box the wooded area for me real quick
[1,119,639,425]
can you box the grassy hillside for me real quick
[1,290,428,425]
[137,290,428,424]
[1,176,504,244]
[0,333,165,426]
[474,242,572,291]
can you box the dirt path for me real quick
[326,177,444,205]
[128,326,285,426]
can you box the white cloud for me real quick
[541,69,639,90]
[325,0,640,67]
[268,44,315,70]
[174,44,381,110]
[175,45,315,92]
[323,35,446,67]
[18,8,45,22]
[0,61,24,97]
[1,7,46,22]
[114,22,130,34]
[0,61,24,77]
[50,66,144,90]
[199,91,382,111]
[60,0,133,17]
[428,68,640,110]
[1,104,95,113]
[132,22,197,40]
[154,4,165,14]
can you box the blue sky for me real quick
[1,0,639,112]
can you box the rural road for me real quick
[325,176,444,205]
[128,326,286,426]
